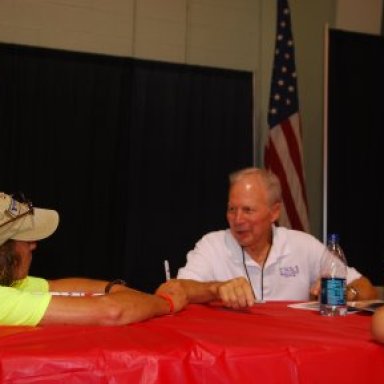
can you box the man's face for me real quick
[13,240,36,280]
[226,175,280,249]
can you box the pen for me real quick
[164,259,171,281]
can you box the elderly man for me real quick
[0,192,187,326]
[157,167,377,308]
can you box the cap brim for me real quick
[11,208,59,242]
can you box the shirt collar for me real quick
[225,225,290,267]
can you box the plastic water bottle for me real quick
[319,233,348,316]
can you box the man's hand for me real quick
[216,277,255,309]
[310,279,321,300]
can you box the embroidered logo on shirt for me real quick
[279,265,299,277]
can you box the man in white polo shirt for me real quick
[0,192,186,326]
[157,167,378,309]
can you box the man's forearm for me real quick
[48,278,128,294]
[41,289,173,326]
[174,279,220,303]
[157,277,255,308]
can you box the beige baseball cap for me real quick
[0,192,59,246]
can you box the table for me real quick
[1,302,383,383]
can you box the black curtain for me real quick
[328,29,384,285]
[0,43,253,292]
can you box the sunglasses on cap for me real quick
[0,192,34,229]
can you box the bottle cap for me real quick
[328,233,339,243]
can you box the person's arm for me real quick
[371,306,384,343]
[346,276,378,301]
[47,278,128,294]
[156,277,255,309]
[39,285,187,326]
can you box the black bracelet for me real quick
[104,279,127,294]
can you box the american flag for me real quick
[264,0,310,232]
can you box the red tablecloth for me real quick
[0,302,383,383]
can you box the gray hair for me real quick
[229,167,282,205]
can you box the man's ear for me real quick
[270,202,281,223]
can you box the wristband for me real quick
[104,279,127,294]
[156,293,175,313]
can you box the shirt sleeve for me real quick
[0,277,52,326]
[346,266,362,284]
[177,249,209,280]
[14,276,50,292]
[177,235,217,281]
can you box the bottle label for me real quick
[320,277,346,306]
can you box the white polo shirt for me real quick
[177,226,361,301]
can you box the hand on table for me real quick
[310,278,321,300]
[216,277,255,309]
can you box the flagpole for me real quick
[252,70,259,166]
[322,23,329,244]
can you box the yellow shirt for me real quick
[0,276,52,326]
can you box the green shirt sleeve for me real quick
[13,276,50,292]
[0,276,52,326]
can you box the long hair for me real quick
[0,240,20,286]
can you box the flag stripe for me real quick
[281,115,308,209]
[265,131,305,231]
[272,120,310,230]
[282,119,304,188]
[268,118,310,232]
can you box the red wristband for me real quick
[156,293,175,313]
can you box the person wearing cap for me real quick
[156,167,378,308]
[0,192,187,326]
